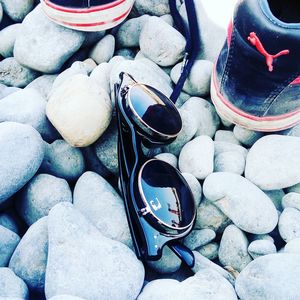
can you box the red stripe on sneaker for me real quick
[227,20,233,47]
[291,76,300,85]
[43,0,126,13]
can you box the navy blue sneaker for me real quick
[211,0,300,131]
[40,0,134,31]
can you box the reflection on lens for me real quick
[138,159,195,230]
[128,84,182,136]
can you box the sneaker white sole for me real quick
[40,0,134,31]
[211,66,300,132]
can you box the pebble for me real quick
[0,57,39,87]
[90,62,111,95]
[284,238,300,254]
[26,74,57,100]
[155,153,178,168]
[183,228,216,250]
[0,85,19,100]
[45,202,144,300]
[14,5,86,73]
[0,267,29,299]
[214,151,245,175]
[159,14,174,26]
[0,122,45,205]
[16,174,72,226]
[0,225,20,267]
[197,242,219,260]
[73,172,132,248]
[281,192,300,211]
[114,48,136,59]
[180,97,220,138]
[245,135,300,190]
[263,189,284,211]
[178,136,214,180]
[235,253,300,300]
[89,34,115,64]
[248,240,277,259]
[170,60,213,97]
[214,130,241,145]
[40,139,86,182]
[0,24,21,58]
[133,0,170,16]
[1,0,34,22]
[233,125,264,147]
[214,141,248,160]
[203,172,278,234]
[140,16,186,67]
[278,207,300,242]
[46,74,112,147]
[181,173,202,207]
[0,211,20,234]
[9,217,48,291]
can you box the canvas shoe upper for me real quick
[211,0,300,131]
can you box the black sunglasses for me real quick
[115,72,196,268]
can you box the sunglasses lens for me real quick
[139,159,195,230]
[128,84,182,136]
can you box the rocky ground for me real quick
[1,0,300,299]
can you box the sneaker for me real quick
[211,0,300,132]
[40,0,135,31]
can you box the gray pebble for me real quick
[114,48,136,59]
[214,141,248,160]
[233,125,264,147]
[160,14,174,26]
[0,267,29,299]
[9,217,48,291]
[282,192,300,210]
[26,74,57,100]
[214,151,245,175]
[263,189,284,211]
[181,173,202,207]
[197,242,219,260]
[183,229,216,250]
[248,240,276,259]
[90,62,111,95]
[0,225,20,267]
[284,238,300,254]
[89,34,115,64]
[214,130,240,145]
[0,122,45,205]
[1,0,34,22]
[0,57,39,87]
[155,153,177,168]
[17,174,72,226]
[133,0,170,16]
[0,24,21,58]
[278,207,300,242]
[218,224,252,272]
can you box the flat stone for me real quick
[1,0,34,22]
[245,135,300,190]
[278,207,300,242]
[284,238,300,254]
[282,192,300,211]
[183,229,216,250]
[235,253,300,300]
[89,34,115,64]
[9,217,48,291]
[0,24,21,58]
[233,125,264,147]
[181,173,202,207]
[214,151,245,175]
[197,242,219,260]
[203,172,278,234]
[155,153,178,168]
[248,240,277,259]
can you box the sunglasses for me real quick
[115,72,196,268]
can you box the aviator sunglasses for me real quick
[115,72,196,268]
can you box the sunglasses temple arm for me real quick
[169,242,195,269]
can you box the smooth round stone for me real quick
[138,268,237,300]
[263,189,284,211]
[155,153,178,168]
[195,198,230,233]
[203,172,278,234]
[245,135,300,190]
[218,225,252,272]
[197,242,219,260]
[0,268,29,299]
[183,229,216,250]
[0,225,20,267]
[278,207,300,242]
[116,15,150,48]
[133,0,170,16]
[47,74,112,147]
[163,108,197,156]
[1,0,34,22]
[248,240,276,259]
[214,151,245,175]
[89,34,115,64]
[94,120,118,175]
[40,139,86,182]
[284,238,300,254]
[0,211,19,234]
[90,62,111,95]
[114,48,136,59]
[9,217,48,291]
[282,192,300,211]
[140,16,185,67]
[26,74,57,100]
[0,88,57,141]
[147,246,181,274]
[235,253,300,300]
[171,60,213,97]
[17,174,72,226]
[214,141,248,160]
[49,296,86,300]
[181,173,202,207]
[0,57,39,87]
[180,97,220,138]
[179,136,214,180]
[233,125,264,147]
[73,172,132,248]
[0,122,45,205]
[286,182,300,194]
[214,130,240,145]
[45,202,144,300]
[0,24,21,58]
[14,5,85,73]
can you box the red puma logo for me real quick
[248,32,290,72]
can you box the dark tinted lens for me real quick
[129,84,182,136]
[139,159,195,229]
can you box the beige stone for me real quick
[46,74,112,147]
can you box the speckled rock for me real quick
[284,238,300,254]
[26,74,57,100]
[181,173,202,207]
[16,174,72,226]
[233,125,264,147]
[0,24,21,58]
[1,0,34,22]
[278,207,300,242]
[133,0,170,16]
[155,153,177,168]
[9,217,48,291]
[14,5,86,73]
[183,229,216,250]
[197,242,219,260]
[45,202,144,300]
[89,34,115,64]
[203,172,278,234]
[245,135,300,190]
[263,189,284,211]
[248,240,276,259]
[214,151,245,175]
[281,192,300,211]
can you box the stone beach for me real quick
[1,1,300,299]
